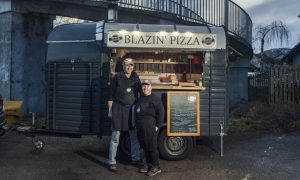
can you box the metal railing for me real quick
[228,1,252,45]
[117,0,204,23]
[93,0,252,45]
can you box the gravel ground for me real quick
[0,131,299,180]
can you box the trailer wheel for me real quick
[158,128,193,160]
[32,138,45,150]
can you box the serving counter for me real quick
[151,84,205,90]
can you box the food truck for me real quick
[27,21,228,160]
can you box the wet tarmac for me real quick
[0,131,299,180]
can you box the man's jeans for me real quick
[108,129,140,165]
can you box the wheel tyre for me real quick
[158,128,193,160]
[33,139,45,150]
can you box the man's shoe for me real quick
[109,164,117,172]
[138,165,148,173]
[147,167,161,176]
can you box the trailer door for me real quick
[47,60,101,135]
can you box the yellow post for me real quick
[3,101,23,127]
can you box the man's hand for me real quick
[108,108,112,118]
[155,126,158,131]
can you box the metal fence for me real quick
[94,0,252,45]
[270,67,300,104]
[248,71,270,102]
[248,67,300,104]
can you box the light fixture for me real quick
[172,24,179,36]
[132,23,140,35]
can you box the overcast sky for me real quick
[232,0,300,52]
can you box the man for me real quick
[135,80,165,176]
[107,58,141,171]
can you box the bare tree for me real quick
[254,20,289,63]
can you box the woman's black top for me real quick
[135,94,165,128]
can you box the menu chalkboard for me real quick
[167,91,200,136]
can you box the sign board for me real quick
[106,31,216,50]
[167,91,200,136]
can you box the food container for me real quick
[159,76,171,82]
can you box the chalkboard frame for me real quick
[167,91,200,136]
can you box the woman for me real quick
[135,80,165,176]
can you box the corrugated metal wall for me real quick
[47,61,101,134]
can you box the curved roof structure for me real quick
[48,23,97,42]
[40,0,253,58]
[47,23,100,61]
